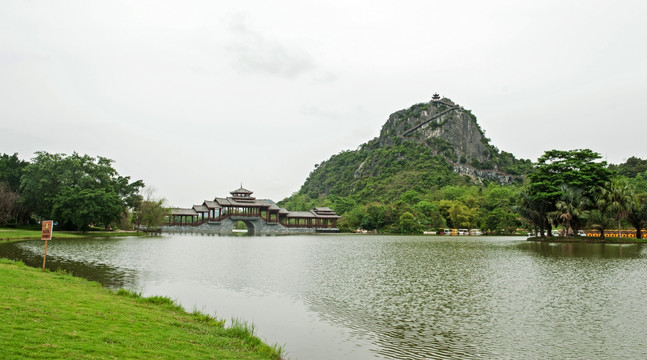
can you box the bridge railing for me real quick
[280,223,337,229]
[168,214,280,226]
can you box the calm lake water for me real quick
[2,234,647,359]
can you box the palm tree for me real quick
[627,195,647,239]
[554,185,589,236]
[586,208,612,240]
[597,178,636,237]
[517,190,550,237]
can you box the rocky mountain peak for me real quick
[379,97,493,165]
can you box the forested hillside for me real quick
[280,96,533,233]
[280,96,647,236]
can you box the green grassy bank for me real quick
[0,226,148,242]
[0,259,283,359]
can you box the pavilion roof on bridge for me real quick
[214,197,279,209]
[230,186,253,195]
[285,209,341,219]
[203,200,221,209]
[193,204,208,213]
[313,207,336,214]
[286,211,317,218]
[170,208,198,216]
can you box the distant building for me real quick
[168,186,341,233]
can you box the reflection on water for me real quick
[0,238,136,289]
[521,240,643,258]
[2,235,647,360]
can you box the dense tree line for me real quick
[281,149,647,236]
[519,149,647,238]
[0,152,167,232]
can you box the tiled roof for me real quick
[203,200,221,209]
[193,204,209,212]
[230,187,253,194]
[170,208,198,216]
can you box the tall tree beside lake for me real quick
[526,149,613,236]
[20,152,143,231]
[597,178,636,237]
[132,187,169,230]
[0,153,28,193]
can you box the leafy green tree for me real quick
[627,195,647,239]
[397,212,420,234]
[330,196,356,215]
[400,190,421,205]
[527,149,613,236]
[586,209,613,240]
[132,188,169,230]
[20,152,143,229]
[0,153,28,192]
[484,207,517,234]
[609,157,647,178]
[628,171,647,194]
[20,152,68,219]
[359,203,392,230]
[53,188,123,231]
[413,200,445,229]
[337,205,366,232]
[516,190,550,237]
[597,178,636,237]
[0,183,20,225]
[553,185,589,236]
[447,202,475,228]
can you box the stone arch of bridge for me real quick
[234,219,256,236]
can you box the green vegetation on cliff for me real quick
[280,98,647,237]
[280,98,532,234]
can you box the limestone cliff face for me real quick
[377,97,522,184]
[379,97,492,164]
[293,96,530,201]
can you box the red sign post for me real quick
[41,220,53,271]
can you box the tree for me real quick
[627,195,647,239]
[0,153,28,192]
[413,200,445,229]
[360,203,393,231]
[133,187,169,230]
[553,185,589,236]
[597,178,635,237]
[20,152,67,219]
[397,212,420,234]
[400,190,421,206]
[484,207,517,234]
[53,188,123,232]
[447,202,475,229]
[337,205,366,232]
[0,183,20,225]
[527,149,613,236]
[330,196,356,216]
[609,156,647,178]
[516,190,550,237]
[586,209,613,240]
[20,152,143,229]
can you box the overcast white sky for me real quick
[1,0,646,206]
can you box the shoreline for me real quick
[527,236,647,244]
[0,228,150,242]
[0,258,283,359]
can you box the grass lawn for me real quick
[0,226,148,242]
[0,259,283,359]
